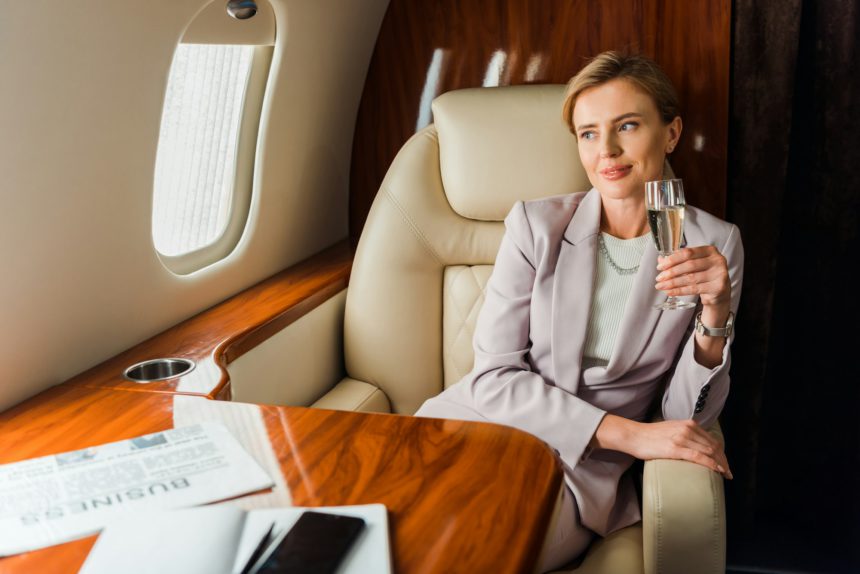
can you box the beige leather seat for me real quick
[312,85,726,574]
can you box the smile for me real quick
[600,165,633,180]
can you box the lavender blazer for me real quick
[415,187,744,537]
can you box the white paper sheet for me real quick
[0,422,273,556]
[79,506,247,574]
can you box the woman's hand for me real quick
[655,246,731,309]
[591,414,733,479]
[655,245,733,368]
[628,418,733,479]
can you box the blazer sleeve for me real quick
[465,201,607,470]
[661,223,745,429]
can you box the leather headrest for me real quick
[431,84,592,221]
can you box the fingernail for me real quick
[728,470,734,479]
[656,272,666,281]
[717,465,725,473]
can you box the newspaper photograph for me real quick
[0,422,274,556]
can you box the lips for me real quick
[600,165,633,180]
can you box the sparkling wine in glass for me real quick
[645,178,696,310]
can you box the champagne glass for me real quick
[645,178,696,310]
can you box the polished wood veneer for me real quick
[0,387,562,574]
[350,0,731,242]
[61,240,353,400]
[273,408,561,573]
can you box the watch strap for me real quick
[695,311,734,337]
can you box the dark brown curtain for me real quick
[725,1,860,572]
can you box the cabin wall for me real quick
[0,0,389,411]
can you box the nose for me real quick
[599,132,621,158]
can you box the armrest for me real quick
[311,378,391,413]
[641,420,726,574]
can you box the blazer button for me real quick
[694,405,704,413]
[702,384,711,392]
[696,398,706,407]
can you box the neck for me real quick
[599,197,649,239]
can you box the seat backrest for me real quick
[344,85,591,414]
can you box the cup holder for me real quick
[123,358,196,383]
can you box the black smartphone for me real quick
[253,511,366,574]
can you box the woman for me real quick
[414,51,744,572]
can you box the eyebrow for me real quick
[575,112,643,132]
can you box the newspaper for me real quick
[0,422,274,556]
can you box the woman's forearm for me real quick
[588,413,640,455]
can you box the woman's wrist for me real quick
[694,302,731,368]
[700,302,731,328]
[590,413,640,455]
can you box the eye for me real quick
[619,121,639,132]
[579,130,596,141]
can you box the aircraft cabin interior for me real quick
[1,1,856,573]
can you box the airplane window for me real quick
[152,43,258,266]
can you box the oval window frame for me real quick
[153,0,275,275]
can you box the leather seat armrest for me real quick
[310,378,391,413]
[641,421,727,574]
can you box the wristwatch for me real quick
[695,311,734,337]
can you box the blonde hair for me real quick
[561,51,680,133]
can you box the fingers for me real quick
[675,421,733,479]
[656,247,729,299]
[656,252,726,284]
[678,447,732,478]
[646,421,733,479]
[674,440,731,478]
[656,254,721,280]
[684,421,718,448]
[655,271,722,295]
[657,246,716,270]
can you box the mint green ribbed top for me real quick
[581,231,652,369]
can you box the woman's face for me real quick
[572,78,681,203]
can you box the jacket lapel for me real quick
[605,210,702,377]
[551,189,601,394]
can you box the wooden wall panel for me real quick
[350,0,731,242]
[62,241,352,400]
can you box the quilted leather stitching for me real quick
[443,265,492,387]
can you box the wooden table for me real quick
[0,384,562,573]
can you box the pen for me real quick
[239,522,275,574]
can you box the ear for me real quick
[665,116,683,153]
